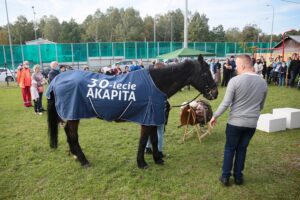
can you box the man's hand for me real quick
[209,116,217,127]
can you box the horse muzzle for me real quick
[204,86,218,100]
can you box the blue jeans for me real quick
[146,124,164,152]
[279,76,285,86]
[222,124,256,179]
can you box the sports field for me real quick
[0,84,299,199]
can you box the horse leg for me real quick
[64,121,76,157]
[137,125,152,169]
[149,127,164,165]
[66,120,90,167]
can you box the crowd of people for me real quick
[98,60,144,75]
[208,53,300,88]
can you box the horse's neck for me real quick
[150,63,192,98]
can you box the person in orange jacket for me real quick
[17,61,32,107]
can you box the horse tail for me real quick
[47,92,59,148]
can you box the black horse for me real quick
[47,55,218,169]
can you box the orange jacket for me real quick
[18,68,31,88]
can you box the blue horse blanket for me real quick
[46,70,168,126]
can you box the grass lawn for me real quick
[0,83,299,199]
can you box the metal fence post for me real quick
[55,43,58,61]
[234,42,237,55]
[224,42,227,57]
[3,45,7,65]
[38,44,42,69]
[135,42,137,60]
[123,41,126,59]
[112,42,115,63]
[147,42,149,60]
[204,42,207,52]
[215,43,217,57]
[71,43,74,66]
[86,43,89,61]
[21,44,24,62]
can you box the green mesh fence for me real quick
[0,42,277,69]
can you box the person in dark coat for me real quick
[289,53,300,87]
[48,61,60,83]
[221,58,232,87]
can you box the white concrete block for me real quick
[257,114,286,133]
[273,108,300,129]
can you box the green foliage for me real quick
[242,24,262,42]
[43,15,61,42]
[188,12,210,42]
[170,9,185,42]
[0,84,300,199]
[10,16,35,44]
[0,27,9,44]
[210,25,226,42]
[58,19,81,43]
[142,16,154,41]
[1,7,299,43]
[226,27,242,42]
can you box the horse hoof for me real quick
[82,162,91,168]
[50,143,57,149]
[155,159,164,165]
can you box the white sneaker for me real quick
[38,112,43,115]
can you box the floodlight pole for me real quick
[154,18,156,43]
[183,0,188,48]
[266,4,274,50]
[32,6,37,40]
[5,0,15,72]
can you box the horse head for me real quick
[186,54,218,100]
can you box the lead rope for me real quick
[171,93,201,108]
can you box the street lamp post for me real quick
[4,0,15,72]
[32,6,37,40]
[153,16,158,43]
[183,0,188,48]
[266,4,274,49]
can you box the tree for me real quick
[188,12,210,41]
[156,14,170,41]
[241,24,261,42]
[11,15,35,44]
[210,25,225,42]
[0,27,9,44]
[225,27,241,42]
[43,15,61,42]
[58,19,81,43]
[142,16,154,41]
[171,9,184,41]
[119,7,144,41]
[81,14,96,42]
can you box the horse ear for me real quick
[198,54,203,63]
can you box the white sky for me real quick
[1,0,300,35]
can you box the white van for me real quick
[0,68,15,82]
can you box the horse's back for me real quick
[46,70,168,125]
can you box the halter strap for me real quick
[171,93,201,108]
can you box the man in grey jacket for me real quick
[210,55,268,186]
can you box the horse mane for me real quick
[149,61,195,97]
[150,61,194,74]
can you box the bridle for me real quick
[171,62,216,108]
